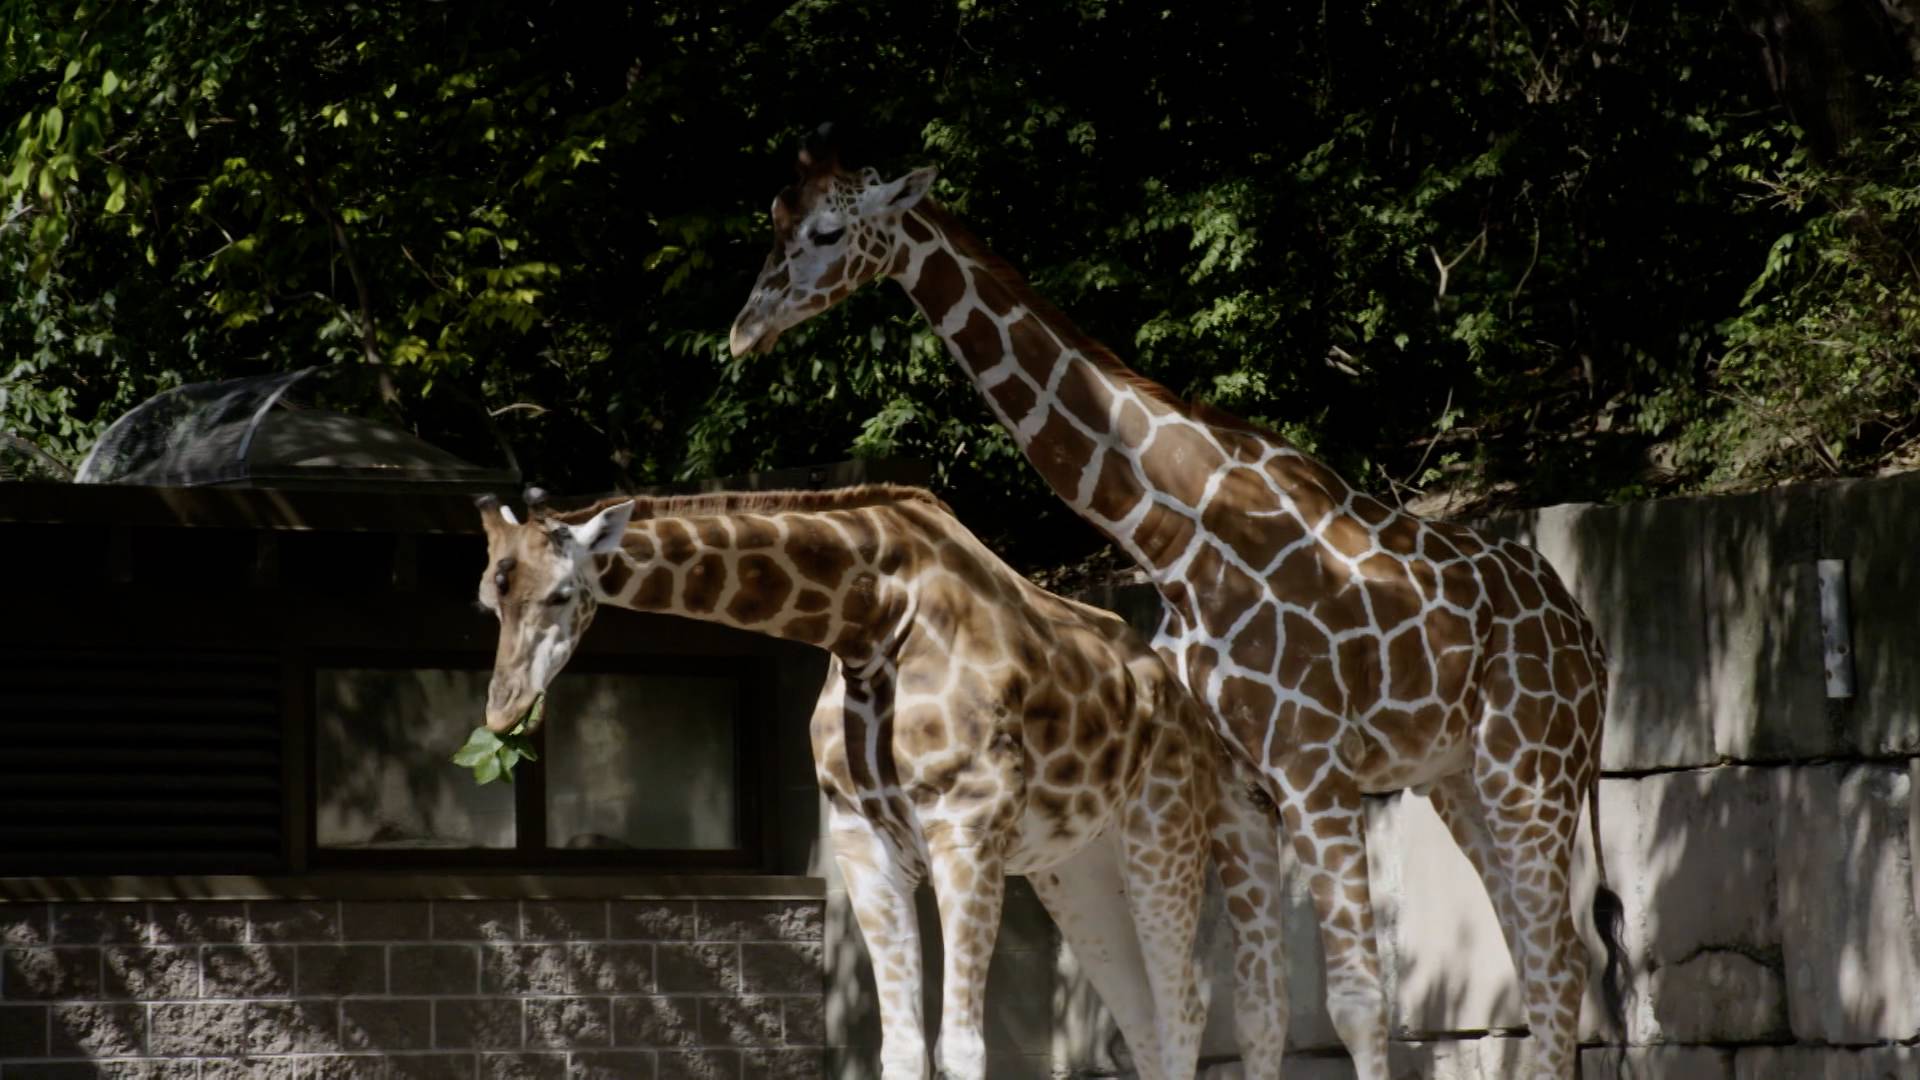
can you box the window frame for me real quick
[299,647,775,873]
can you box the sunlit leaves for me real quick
[0,0,1911,568]
[1695,78,1920,482]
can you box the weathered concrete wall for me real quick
[1493,473,1920,1075]
[1248,472,1919,1078]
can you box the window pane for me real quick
[544,674,738,851]
[315,668,514,849]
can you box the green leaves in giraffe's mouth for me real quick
[453,695,543,784]
[519,690,547,733]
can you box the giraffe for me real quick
[726,132,1630,1079]
[475,484,1292,1080]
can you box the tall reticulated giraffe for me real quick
[727,132,1629,1079]
[476,485,1291,1080]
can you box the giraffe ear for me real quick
[568,500,635,555]
[798,122,841,180]
[477,495,509,539]
[865,167,936,216]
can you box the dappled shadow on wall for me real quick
[545,675,736,851]
[1493,477,1920,1054]
[318,668,515,850]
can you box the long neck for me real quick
[890,203,1271,576]
[591,506,908,666]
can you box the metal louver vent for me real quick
[0,650,284,874]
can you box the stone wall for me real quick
[814,471,1920,1078]
[0,890,827,1080]
[1221,472,1919,1078]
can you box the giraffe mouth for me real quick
[485,689,547,735]
[728,318,778,358]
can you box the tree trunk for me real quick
[1739,0,1918,155]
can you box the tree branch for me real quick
[1430,225,1488,303]
[1,433,75,479]
[301,173,382,364]
[1394,385,1456,506]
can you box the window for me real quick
[310,654,767,869]
[542,673,739,851]
[315,667,516,850]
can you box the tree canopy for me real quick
[4,0,1916,570]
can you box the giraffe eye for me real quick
[546,587,574,606]
[810,226,845,246]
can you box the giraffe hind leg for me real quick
[1203,752,1290,1080]
[1428,769,1530,1019]
[1274,774,1391,1080]
[1029,834,1175,1080]
[1116,757,1214,1080]
[1468,707,1591,1080]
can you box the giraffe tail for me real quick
[1588,772,1630,1037]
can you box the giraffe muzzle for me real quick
[485,689,546,735]
[727,315,775,358]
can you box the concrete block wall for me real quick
[937,472,1920,1077]
[1495,473,1920,1074]
[0,896,826,1079]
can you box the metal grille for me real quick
[0,650,285,874]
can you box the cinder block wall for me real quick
[0,895,826,1079]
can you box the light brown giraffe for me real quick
[727,134,1630,1079]
[475,484,1292,1080]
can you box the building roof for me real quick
[73,368,519,492]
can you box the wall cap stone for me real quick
[0,875,827,903]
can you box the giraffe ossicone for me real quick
[730,133,1631,1080]
[476,484,1293,1080]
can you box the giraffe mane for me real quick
[537,483,955,527]
[914,199,1280,440]
[914,202,1145,391]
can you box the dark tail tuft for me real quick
[1592,882,1629,1035]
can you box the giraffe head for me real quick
[728,125,937,357]
[475,494,635,732]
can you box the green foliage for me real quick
[1,0,777,482]
[452,714,539,786]
[1664,78,1920,483]
[1,1,1913,572]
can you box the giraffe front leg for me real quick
[829,803,931,1080]
[923,826,1007,1080]
[1205,756,1290,1080]
[1274,778,1390,1080]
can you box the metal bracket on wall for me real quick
[1817,558,1855,700]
